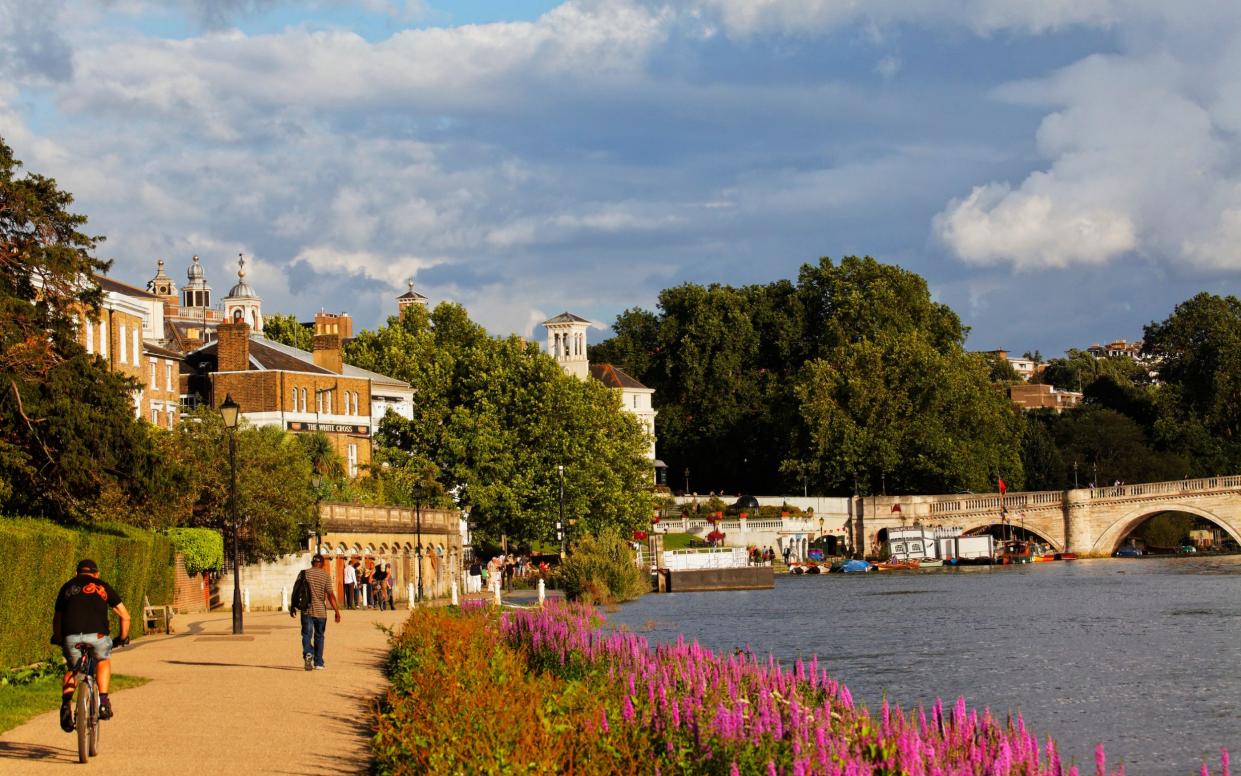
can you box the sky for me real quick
[3,0,1241,356]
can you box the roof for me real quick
[230,336,412,387]
[143,341,185,360]
[95,274,162,300]
[543,311,591,325]
[589,363,649,390]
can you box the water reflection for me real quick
[608,556,1241,775]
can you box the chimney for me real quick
[313,333,342,374]
[314,311,353,340]
[217,322,251,372]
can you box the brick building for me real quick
[1006,383,1083,413]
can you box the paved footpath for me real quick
[0,606,412,775]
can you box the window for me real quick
[326,392,333,414]
[347,443,358,477]
[150,360,157,388]
[316,390,322,413]
[166,362,173,392]
[98,321,107,357]
[152,408,159,424]
[300,388,307,413]
[167,409,176,428]
[132,329,140,366]
[119,324,128,364]
[85,318,94,354]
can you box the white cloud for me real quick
[292,246,445,288]
[935,41,1241,271]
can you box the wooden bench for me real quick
[143,596,175,634]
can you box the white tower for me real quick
[543,312,591,380]
[222,253,263,334]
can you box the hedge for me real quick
[0,517,176,669]
[166,527,223,574]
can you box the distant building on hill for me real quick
[1006,383,1082,413]
[1086,339,1143,360]
[978,348,1045,382]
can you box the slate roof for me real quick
[186,335,412,388]
[143,341,185,360]
[543,311,591,325]
[95,274,162,300]
[589,363,649,390]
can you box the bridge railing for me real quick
[1089,476,1241,500]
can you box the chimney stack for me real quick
[314,311,352,340]
[313,333,343,374]
[216,322,251,372]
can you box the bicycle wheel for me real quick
[75,681,88,764]
[88,682,100,757]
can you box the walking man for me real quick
[296,554,341,671]
[342,560,357,609]
[51,559,131,729]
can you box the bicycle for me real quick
[67,642,102,763]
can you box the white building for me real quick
[543,312,658,464]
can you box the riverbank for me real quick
[374,599,1234,775]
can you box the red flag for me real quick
[890,504,902,513]
[998,478,1007,495]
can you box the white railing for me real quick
[661,547,749,570]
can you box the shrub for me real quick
[0,517,175,668]
[559,530,648,604]
[166,527,223,574]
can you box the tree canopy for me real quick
[347,304,652,547]
[592,256,1022,495]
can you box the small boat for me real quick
[1055,552,1077,561]
[805,564,822,574]
[875,559,920,571]
[918,558,944,568]
[999,540,1035,564]
[1116,546,1142,557]
[836,559,872,574]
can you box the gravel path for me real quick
[0,607,411,775]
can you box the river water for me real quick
[608,556,1241,775]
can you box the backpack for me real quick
[291,570,311,613]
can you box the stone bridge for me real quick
[865,475,1241,556]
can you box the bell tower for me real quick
[221,253,264,334]
[542,312,591,381]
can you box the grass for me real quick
[0,673,149,734]
[658,532,697,550]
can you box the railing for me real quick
[319,502,459,533]
[661,547,749,570]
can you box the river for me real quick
[607,555,1241,775]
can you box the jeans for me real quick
[300,614,326,667]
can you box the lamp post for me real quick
[311,473,323,555]
[414,498,423,603]
[1073,460,1079,488]
[558,464,566,560]
[684,467,690,495]
[219,393,243,636]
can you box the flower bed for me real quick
[374,602,1230,775]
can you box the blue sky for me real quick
[3,0,1241,355]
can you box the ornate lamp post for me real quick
[558,464,566,560]
[219,393,243,636]
[414,497,423,603]
[311,473,322,555]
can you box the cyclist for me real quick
[50,559,131,732]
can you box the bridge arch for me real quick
[959,522,1061,549]
[1090,502,1241,555]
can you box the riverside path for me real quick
[0,607,410,774]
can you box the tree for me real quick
[352,303,653,548]
[787,334,1024,495]
[1020,412,1065,491]
[174,407,314,563]
[1143,292,1241,473]
[983,353,1021,383]
[0,136,182,522]
[1051,408,1187,486]
[261,313,312,351]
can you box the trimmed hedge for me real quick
[0,517,176,668]
[166,527,223,574]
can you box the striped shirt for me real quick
[304,567,333,619]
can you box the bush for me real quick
[559,530,648,604]
[0,517,175,668]
[166,527,223,574]
[374,606,645,775]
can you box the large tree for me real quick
[0,136,178,521]
[592,256,1021,495]
[1143,292,1241,473]
[350,303,652,547]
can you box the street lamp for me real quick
[414,498,423,603]
[684,467,690,495]
[1073,460,1079,488]
[558,464,566,559]
[219,393,243,636]
[311,473,322,555]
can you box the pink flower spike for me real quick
[1095,744,1106,776]
[731,764,740,776]
[1223,748,1231,776]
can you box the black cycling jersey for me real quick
[55,574,123,636]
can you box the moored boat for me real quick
[918,558,944,568]
[875,559,920,571]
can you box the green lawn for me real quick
[0,674,148,734]
[659,532,698,550]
